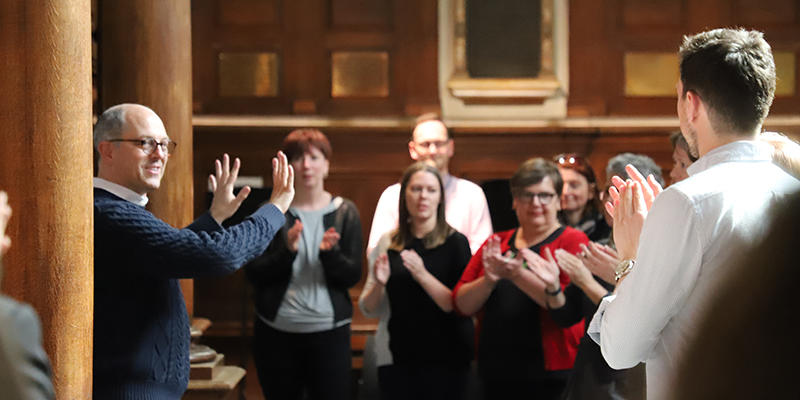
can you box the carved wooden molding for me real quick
[446,0,561,103]
[439,0,569,119]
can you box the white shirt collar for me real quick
[687,140,773,177]
[93,177,149,207]
[442,172,455,190]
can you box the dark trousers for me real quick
[378,363,469,400]
[253,319,351,400]
[482,373,568,400]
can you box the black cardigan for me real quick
[245,197,363,325]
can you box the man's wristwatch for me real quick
[614,259,636,282]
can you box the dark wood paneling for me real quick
[218,0,281,26]
[330,0,391,29]
[621,0,685,29]
[734,0,797,26]
[192,0,438,116]
[570,0,800,116]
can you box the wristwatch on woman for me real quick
[614,259,635,282]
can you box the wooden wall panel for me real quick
[219,0,281,26]
[192,0,438,116]
[734,0,797,26]
[621,0,685,29]
[330,0,391,29]
[570,0,800,117]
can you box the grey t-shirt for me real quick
[264,200,340,333]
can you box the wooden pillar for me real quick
[0,1,94,398]
[99,1,195,313]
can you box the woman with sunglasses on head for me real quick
[453,158,587,400]
[244,129,362,400]
[359,162,474,400]
[553,153,611,243]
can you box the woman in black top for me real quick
[359,162,474,400]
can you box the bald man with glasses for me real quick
[92,103,295,399]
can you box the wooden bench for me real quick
[184,366,246,400]
[184,318,245,400]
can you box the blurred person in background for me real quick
[760,131,800,179]
[0,190,55,400]
[526,153,664,400]
[554,153,611,243]
[454,158,587,400]
[359,162,474,400]
[668,131,697,184]
[245,129,362,400]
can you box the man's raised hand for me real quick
[209,154,251,224]
[269,151,295,213]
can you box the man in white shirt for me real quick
[366,114,492,256]
[588,28,800,400]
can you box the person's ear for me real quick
[97,141,115,162]
[588,183,596,200]
[408,141,420,161]
[685,90,702,123]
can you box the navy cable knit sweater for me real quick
[93,188,285,399]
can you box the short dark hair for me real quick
[679,28,776,135]
[510,158,563,197]
[282,129,332,161]
[412,113,451,140]
[605,153,665,187]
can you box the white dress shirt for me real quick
[93,177,149,206]
[366,174,492,256]
[588,140,800,400]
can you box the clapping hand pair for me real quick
[578,242,620,285]
[521,246,597,293]
[481,235,525,283]
[286,220,340,252]
[605,164,663,260]
[372,249,427,286]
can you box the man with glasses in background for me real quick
[92,103,294,399]
[367,113,492,257]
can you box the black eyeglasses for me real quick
[108,138,177,155]
[516,191,557,205]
